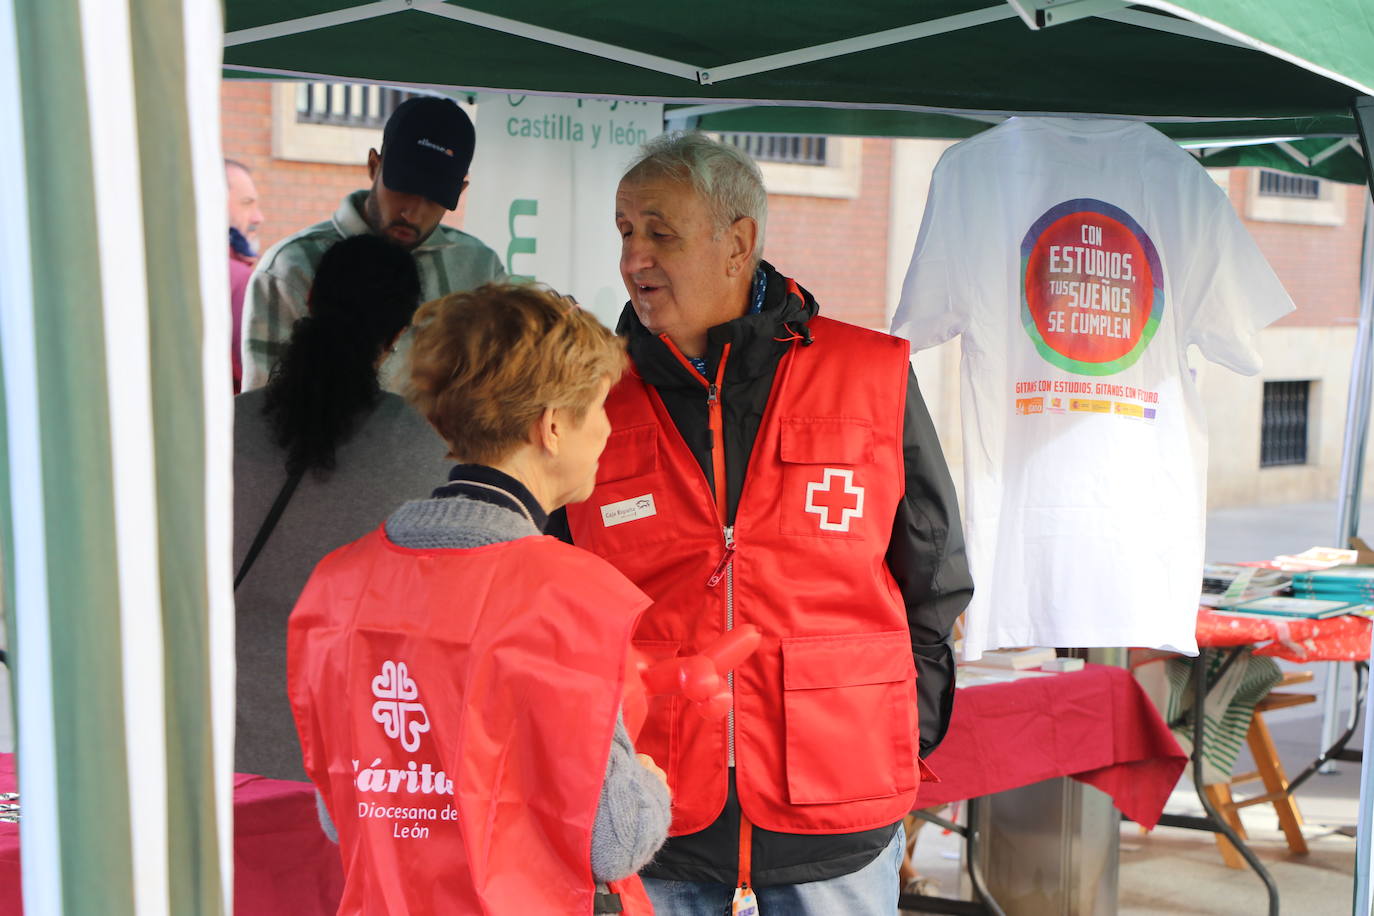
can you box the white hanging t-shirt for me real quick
[892,117,1294,659]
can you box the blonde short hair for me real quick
[406,284,627,465]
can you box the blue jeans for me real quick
[642,822,905,916]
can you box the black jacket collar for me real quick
[616,261,819,391]
[433,464,548,531]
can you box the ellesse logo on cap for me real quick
[416,138,455,157]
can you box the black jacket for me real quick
[549,261,973,887]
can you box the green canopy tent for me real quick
[5,1,1374,914]
[1189,135,1369,184]
[672,106,1371,182]
[222,5,1374,912]
[222,1,1373,120]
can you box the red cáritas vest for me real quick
[288,528,655,914]
[568,316,920,835]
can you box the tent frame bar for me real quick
[224,0,1259,89]
[1093,7,1249,50]
[698,5,1019,85]
[1311,137,1358,166]
[225,1,702,80]
[1274,140,1313,167]
[224,2,1024,86]
[224,0,408,48]
[411,3,702,82]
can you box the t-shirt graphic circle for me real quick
[1021,199,1163,376]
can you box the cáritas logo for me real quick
[371,659,431,752]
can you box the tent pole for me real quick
[1324,192,1374,772]
[1347,94,1374,916]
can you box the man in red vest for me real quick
[556,132,974,913]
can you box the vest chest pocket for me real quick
[596,425,658,485]
[780,630,916,805]
[586,425,675,547]
[778,417,874,540]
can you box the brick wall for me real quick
[763,139,893,330]
[223,81,1362,335]
[1228,170,1366,328]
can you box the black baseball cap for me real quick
[380,96,475,211]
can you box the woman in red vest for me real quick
[288,284,670,915]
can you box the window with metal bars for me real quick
[1260,380,1311,467]
[1257,169,1321,200]
[295,83,417,129]
[720,133,829,166]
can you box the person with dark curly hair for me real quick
[233,234,451,781]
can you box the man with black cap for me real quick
[240,95,505,392]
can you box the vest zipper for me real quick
[724,523,736,767]
[658,334,738,769]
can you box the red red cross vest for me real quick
[567,316,920,835]
[288,528,655,914]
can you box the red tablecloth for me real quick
[1195,608,1372,661]
[232,773,343,914]
[0,665,1182,911]
[0,755,343,915]
[922,663,1187,829]
[0,754,17,915]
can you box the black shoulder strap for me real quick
[235,467,306,590]
[592,891,624,914]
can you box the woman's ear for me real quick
[534,406,561,455]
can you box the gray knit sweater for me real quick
[318,492,670,884]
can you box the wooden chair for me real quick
[1205,670,1313,868]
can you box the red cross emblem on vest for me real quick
[804,468,865,532]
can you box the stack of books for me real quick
[1200,564,1290,607]
[1271,547,1359,571]
[965,646,1057,669]
[1289,566,1374,604]
[1218,595,1358,619]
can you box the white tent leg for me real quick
[0,2,61,911]
[1347,94,1374,916]
[1328,149,1374,775]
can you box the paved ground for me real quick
[909,710,1363,915]
[906,497,1374,915]
[907,685,1365,915]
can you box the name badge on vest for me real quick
[600,493,657,527]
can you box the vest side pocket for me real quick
[779,630,917,805]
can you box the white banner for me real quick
[467,93,663,330]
